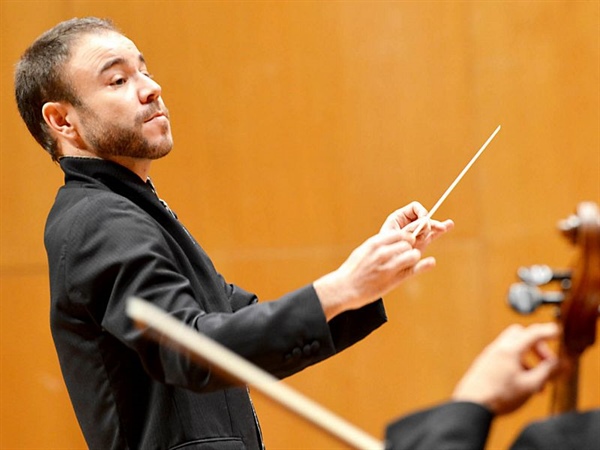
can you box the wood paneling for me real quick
[0,274,86,447]
[1,1,598,449]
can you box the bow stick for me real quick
[126,297,385,450]
[412,125,501,236]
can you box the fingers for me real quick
[399,216,454,249]
[402,201,429,221]
[407,256,437,277]
[359,230,430,286]
[382,243,436,282]
[452,322,561,416]
[380,202,429,233]
[377,228,416,247]
[432,219,455,233]
[514,322,560,355]
[496,322,559,348]
[518,323,561,390]
[520,356,560,393]
[373,227,440,279]
[372,233,422,271]
[532,339,555,362]
[500,323,561,393]
[401,216,431,236]
[423,219,454,239]
[391,248,422,271]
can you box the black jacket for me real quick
[385,402,493,450]
[46,157,387,450]
[385,401,599,450]
[510,408,600,450]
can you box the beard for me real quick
[77,102,173,160]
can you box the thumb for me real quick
[520,358,560,393]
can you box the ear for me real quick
[42,101,79,141]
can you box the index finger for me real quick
[402,216,431,236]
[516,323,561,354]
[403,201,429,221]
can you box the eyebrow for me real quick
[99,53,146,74]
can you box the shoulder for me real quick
[50,185,152,227]
[45,185,162,252]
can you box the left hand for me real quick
[451,323,562,415]
[379,201,454,251]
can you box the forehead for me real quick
[67,31,144,76]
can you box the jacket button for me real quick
[310,340,320,353]
[292,347,302,358]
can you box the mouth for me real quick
[144,111,167,123]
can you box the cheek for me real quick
[77,90,145,132]
[93,91,139,118]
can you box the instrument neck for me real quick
[550,347,580,414]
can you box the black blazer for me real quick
[510,409,600,450]
[46,157,387,450]
[385,401,599,450]
[385,402,493,450]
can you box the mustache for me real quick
[139,104,170,124]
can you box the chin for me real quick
[149,139,174,160]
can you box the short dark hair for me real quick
[15,17,119,161]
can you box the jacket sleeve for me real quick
[384,402,493,450]
[509,409,600,450]
[222,273,387,356]
[57,193,386,392]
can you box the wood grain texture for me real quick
[1,2,598,448]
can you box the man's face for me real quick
[65,31,173,160]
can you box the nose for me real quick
[139,75,162,104]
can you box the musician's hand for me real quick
[314,229,427,320]
[314,202,452,321]
[379,202,454,251]
[452,323,561,415]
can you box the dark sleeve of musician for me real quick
[384,401,493,450]
[509,409,600,450]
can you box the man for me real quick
[15,17,452,450]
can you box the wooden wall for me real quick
[1,1,598,449]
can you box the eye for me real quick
[111,77,127,86]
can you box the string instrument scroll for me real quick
[508,201,600,413]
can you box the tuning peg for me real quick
[517,264,572,287]
[558,214,581,244]
[507,282,564,315]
